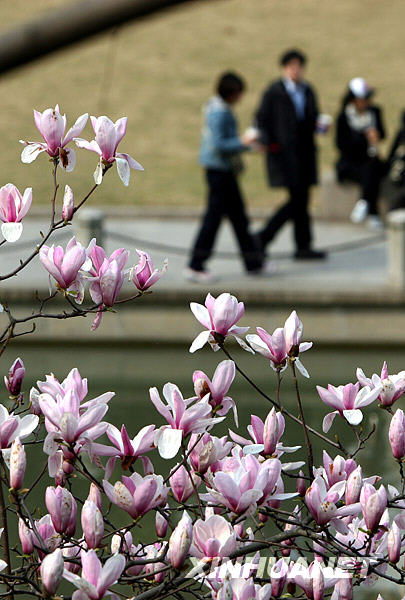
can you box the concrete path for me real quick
[0,213,388,301]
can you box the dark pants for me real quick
[337,158,382,215]
[189,169,262,272]
[258,185,311,251]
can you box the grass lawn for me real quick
[0,0,404,209]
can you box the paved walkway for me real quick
[0,213,388,302]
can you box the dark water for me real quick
[3,342,404,599]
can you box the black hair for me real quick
[280,49,307,67]
[216,72,245,100]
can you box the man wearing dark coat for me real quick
[255,49,326,259]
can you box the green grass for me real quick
[0,0,405,209]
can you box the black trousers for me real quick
[189,169,262,272]
[258,185,311,251]
[337,157,383,215]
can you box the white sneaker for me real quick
[367,215,383,231]
[350,199,368,223]
[183,268,219,283]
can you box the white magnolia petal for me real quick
[189,330,210,353]
[116,157,130,187]
[1,222,23,243]
[281,461,306,471]
[233,335,254,354]
[21,143,45,163]
[295,358,310,378]
[343,409,363,426]
[94,161,103,185]
[156,428,182,459]
[242,444,265,455]
[322,411,338,433]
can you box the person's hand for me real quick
[366,127,380,145]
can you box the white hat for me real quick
[349,77,374,99]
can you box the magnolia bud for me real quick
[270,558,288,598]
[360,484,387,532]
[169,512,192,569]
[29,387,41,415]
[4,358,25,397]
[62,185,74,221]
[87,483,102,510]
[9,438,26,491]
[296,470,306,496]
[45,486,77,535]
[345,466,363,504]
[389,409,405,459]
[18,518,34,555]
[388,520,401,563]
[156,509,168,538]
[40,548,64,595]
[263,408,283,455]
[81,499,104,549]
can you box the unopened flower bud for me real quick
[296,470,306,496]
[18,518,33,555]
[10,438,26,491]
[169,512,192,569]
[40,548,64,595]
[156,508,168,538]
[4,358,25,397]
[62,185,74,221]
[345,466,363,504]
[388,520,401,563]
[389,409,405,459]
[81,499,104,549]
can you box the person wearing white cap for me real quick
[335,77,386,230]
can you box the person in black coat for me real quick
[335,78,386,229]
[386,110,405,210]
[255,49,326,260]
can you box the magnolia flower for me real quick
[150,382,224,459]
[357,362,405,407]
[0,405,38,450]
[190,293,251,353]
[289,560,339,600]
[202,452,296,515]
[4,357,25,397]
[190,514,237,558]
[193,359,237,423]
[188,433,232,474]
[229,410,301,467]
[246,311,312,377]
[21,105,88,171]
[103,472,167,518]
[169,464,201,502]
[130,250,167,291]
[169,511,193,568]
[45,486,77,536]
[81,499,104,549]
[305,476,360,531]
[389,409,405,459]
[63,549,125,600]
[75,115,143,186]
[40,237,89,303]
[9,438,26,491]
[0,184,32,242]
[217,578,272,600]
[360,484,387,532]
[317,382,382,432]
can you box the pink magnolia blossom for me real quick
[40,237,89,303]
[21,105,87,171]
[360,483,387,532]
[62,185,74,221]
[63,549,125,600]
[317,382,382,433]
[0,405,38,449]
[169,511,193,568]
[229,410,301,468]
[217,578,272,600]
[111,531,145,576]
[4,357,25,397]
[357,361,405,407]
[93,423,156,478]
[247,311,312,377]
[305,476,360,531]
[190,514,237,559]
[19,518,34,555]
[0,184,32,242]
[202,451,296,516]
[270,558,288,598]
[315,451,357,488]
[188,433,232,474]
[150,382,224,459]
[189,293,251,353]
[103,472,167,519]
[289,560,339,600]
[40,549,64,595]
[389,409,405,459]
[169,464,201,503]
[156,508,168,538]
[75,115,143,186]
[81,499,104,549]
[45,486,77,536]
[9,438,26,491]
[34,514,61,558]
[130,250,167,291]
[193,359,237,423]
